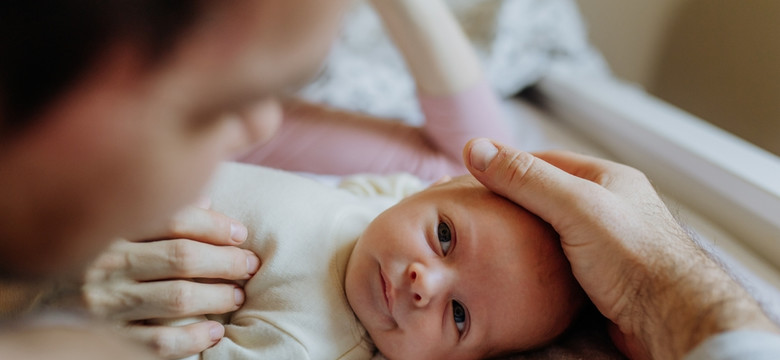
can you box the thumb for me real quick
[462,138,596,226]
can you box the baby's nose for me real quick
[407,262,446,308]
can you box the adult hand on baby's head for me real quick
[462,138,778,360]
[81,204,261,359]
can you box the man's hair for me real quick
[0,0,206,134]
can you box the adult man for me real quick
[0,0,348,358]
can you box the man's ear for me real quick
[429,175,452,187]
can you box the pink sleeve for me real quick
[236,79,511,181]
[418,78,512,162]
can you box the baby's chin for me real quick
[370,341,422,360]
[373,345,476,360]
[367,330,482,360]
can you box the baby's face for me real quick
[345,176,580,360]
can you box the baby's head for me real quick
[345,175,584,359]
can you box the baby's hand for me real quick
[82,204,261,359]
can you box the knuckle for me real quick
[501,149,535,187]
[596,162,647,189]
[146,328,183,359]
[87,241,131,274]
[168,240,200,277]
[167,282,196,315]
[593,171,615,188]
[83,286,138,321]
[82,287,110,316]
[91,251,128,273]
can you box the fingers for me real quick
[532,150,623,184]
[150,205,247,246]
[89,240,259,282]
[533,150,650,197]
[463,138,607,226]
[125,320,224,359]
[86,280,244,321]
[84,239,258,321]
[123,240,259,281]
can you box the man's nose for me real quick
[407,262,447,308]
[240,97,282,146]
[227,97,283,159]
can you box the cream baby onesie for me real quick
[200,163,422,360]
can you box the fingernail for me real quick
[246,251,260,274]
[470,139,498,171]
[230,222,248,243]
[234,288,245,306]
[209,323,224,342]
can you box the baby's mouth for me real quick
[380,268,395,319]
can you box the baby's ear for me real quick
[429,175,452,187]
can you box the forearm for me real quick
[0,279,49,318]
[622,228,778,359]
[370,0,482,96]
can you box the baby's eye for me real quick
[437,222,452,254]
[452,300,467,334]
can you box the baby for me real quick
[195,162,584,360]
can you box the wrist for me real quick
[39,278,86,312]
[619,235,778,359]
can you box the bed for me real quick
[303,1,780,357]
[300,72,780,359]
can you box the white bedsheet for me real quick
[303,96,780,330]
[299,0,608,125]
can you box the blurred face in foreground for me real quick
[0,0,349,278]
[346,176,582,359]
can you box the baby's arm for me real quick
[237,0,510,180]
[372,0,512,165]
[237,100,467,180]
[371,0,482,97]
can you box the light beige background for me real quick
[575,0,780,156]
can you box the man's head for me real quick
[0,0,349,278]
[345,175,584,359]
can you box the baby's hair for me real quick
[486,230,587,359]
[435,175,588,358]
